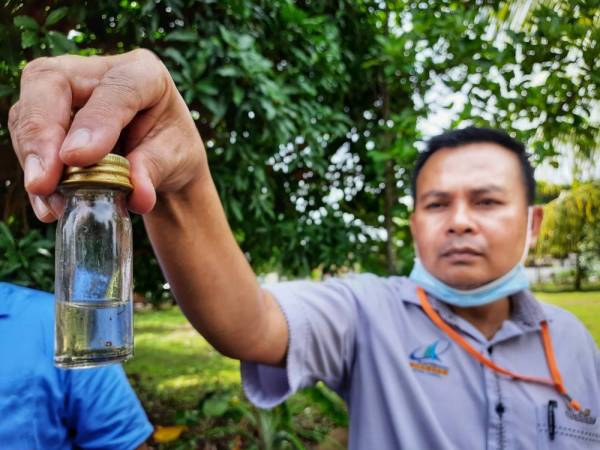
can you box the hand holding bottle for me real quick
[10,49,290,367]
[8,49,207,221]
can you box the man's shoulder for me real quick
[0,282,54,318]
[266,273,415,309]
[327,273,416,307]
[322,272,404,290]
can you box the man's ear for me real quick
[529,205,544,248]
[410,211,421,258]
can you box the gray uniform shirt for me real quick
[241,274,600,449]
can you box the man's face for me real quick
[410,142,542,290]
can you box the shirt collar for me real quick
[396,276,547,334]
[509,289,547,330]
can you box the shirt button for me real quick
[495,402,506,416]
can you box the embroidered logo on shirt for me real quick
[565,408,597,425]
[409,339,451,377]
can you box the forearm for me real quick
[8,50,286,363]
[143,170,285,362]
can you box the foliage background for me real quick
[0,0,598,447]
[1,0,598,299]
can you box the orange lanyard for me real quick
[416,287,581,411]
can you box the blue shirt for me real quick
[242,274,600,449]
[0,282,153,449]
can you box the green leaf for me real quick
[232,85,244,106]
[0,222,15,247]
[216,66,240,77]
[368,150,390,163]
[237,34,254,50]
[46,31,76,55]
[203,97,227,126]
[45,7,69,27]
[218,26,236,46]
[497,4,510,22]
[202,395,230,417]
[165,30,198,42]
[274,430,306,449]
[0,263,21,278]
[21,30,39,49]
[196,81,219,96]
[162,47,187,67]
[13,15,38,30]
[37,248,51,257]
[0,84,15,97]
[259,99,277,120]
[280,3,308,23]
[229,200,243,222]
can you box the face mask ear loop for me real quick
[520,207,533,265]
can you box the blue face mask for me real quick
[409,208,533,307]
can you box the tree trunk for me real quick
[384,158,397,274]
[1,150,29,230]
[574,252,582,291]
[381,4,397,275]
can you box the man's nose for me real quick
[447,203,475,235]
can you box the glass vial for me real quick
[54,154,133,368]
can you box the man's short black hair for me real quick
[411,126,536,205]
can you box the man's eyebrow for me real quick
[419,185,507,201]
[470,185,507,195]
[419,190,450,201]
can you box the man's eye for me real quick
[425,203,444,209]
[477,199,500,206]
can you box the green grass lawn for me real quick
[125,305,343,447]
[534,290,600,345]
[126,290,600,433]
[124,307,241,424]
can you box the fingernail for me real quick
[31,195,51,219]
[48,193,65,218]
[62,128,91,154]
[24,155,44,188]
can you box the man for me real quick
[0,282,153,449]
[8,50,600,449]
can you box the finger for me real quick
[124,104,204,215]
[126,148,161,215]
[126,141,204,215]
[60,49,170,167]
[13,59,71,196]
[12,54,106,196]
[8,102,23,162]
[28,194,57,223]
[11,51,167,198]
[48,192,66,218]
[7,102,20,143]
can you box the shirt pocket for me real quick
[536,403,600,449]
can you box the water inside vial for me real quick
[55,300,132,368]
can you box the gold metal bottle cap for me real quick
[61,154,133,191]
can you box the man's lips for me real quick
[441,247,484,258]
